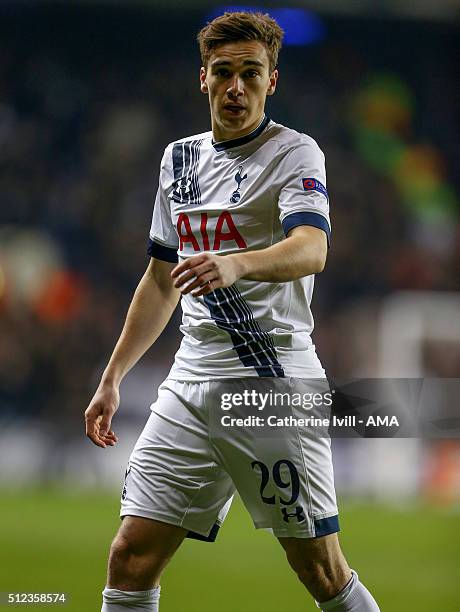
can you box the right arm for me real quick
[85,257,180,448]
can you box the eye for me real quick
[244,70,259,79]
[214,68,230,78]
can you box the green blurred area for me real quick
[1,491,459,611]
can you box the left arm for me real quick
[171,225,327,297]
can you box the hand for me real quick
[171,253,243,297]
[85,383,120,448]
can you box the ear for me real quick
[266,69,278,96]
[200,67,208,94]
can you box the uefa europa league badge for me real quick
[230,165,248,203]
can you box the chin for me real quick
[221,115,250,131]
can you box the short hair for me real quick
[197,11,284,73]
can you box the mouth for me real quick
[223,104,246,115]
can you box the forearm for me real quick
[230,227,327,283]
[101,261,179,387]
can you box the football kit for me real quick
[120,116,339,539]
[148,115,329,380]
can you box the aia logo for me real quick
[177,211,247,252]
[230,165,248,203]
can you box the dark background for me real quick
[1,3,459,424]
[0,4,459,610]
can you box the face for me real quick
[200,40,278,141]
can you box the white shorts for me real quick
[120,377,339,540]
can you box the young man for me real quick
[85,12,380,612]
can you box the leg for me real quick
[108,515,187,589]
[102,516,187,611]
[102,380,235,610]
[278,533,380,610]
[279,533,350,602]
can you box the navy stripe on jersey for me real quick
[147,238,178,263]
[227,285,281,365]
[204,287,284,377]
[282,211,331,246]
[191,140,202,205]
[171,140,203,205]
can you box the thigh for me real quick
[121,379,235,540]
[210,378,339,539]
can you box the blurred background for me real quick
[0,1,459,610]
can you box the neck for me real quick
[212,113,265,143]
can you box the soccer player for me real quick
[85,11,380,612]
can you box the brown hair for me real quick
[197,11,284,73]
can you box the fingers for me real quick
[99,413,112,438]
[182,270,218,295]
[171,254,207,279]
[173,261,216,289]
[85,407,118,449]
[191,279,217,297]
[171,254,238,297]
[172,268,196,287]
[100,429,118,447]
[86,421,107,449]
[173,259,219,295]
[86,422,118,449]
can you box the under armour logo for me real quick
[174,177,192,195]
[281,506,306,523]
[230,165,248,203]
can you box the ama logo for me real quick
[230,165,248,203]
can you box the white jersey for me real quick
[148,116,331,380]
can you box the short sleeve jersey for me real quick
[148,117,330,380]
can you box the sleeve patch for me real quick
[302,178,328,200]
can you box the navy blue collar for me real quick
[212,115,270,152]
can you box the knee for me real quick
[109,530,156,571]
[110,531,134,556]
[109,533,138,572]
[109,523,177,587]
[111,525,157,571]
[108,532,156,590]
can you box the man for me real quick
[85,11,380,612]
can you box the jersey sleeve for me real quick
[148,146,179,263]
[277,139,331,245]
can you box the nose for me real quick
[227,74,244,98]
